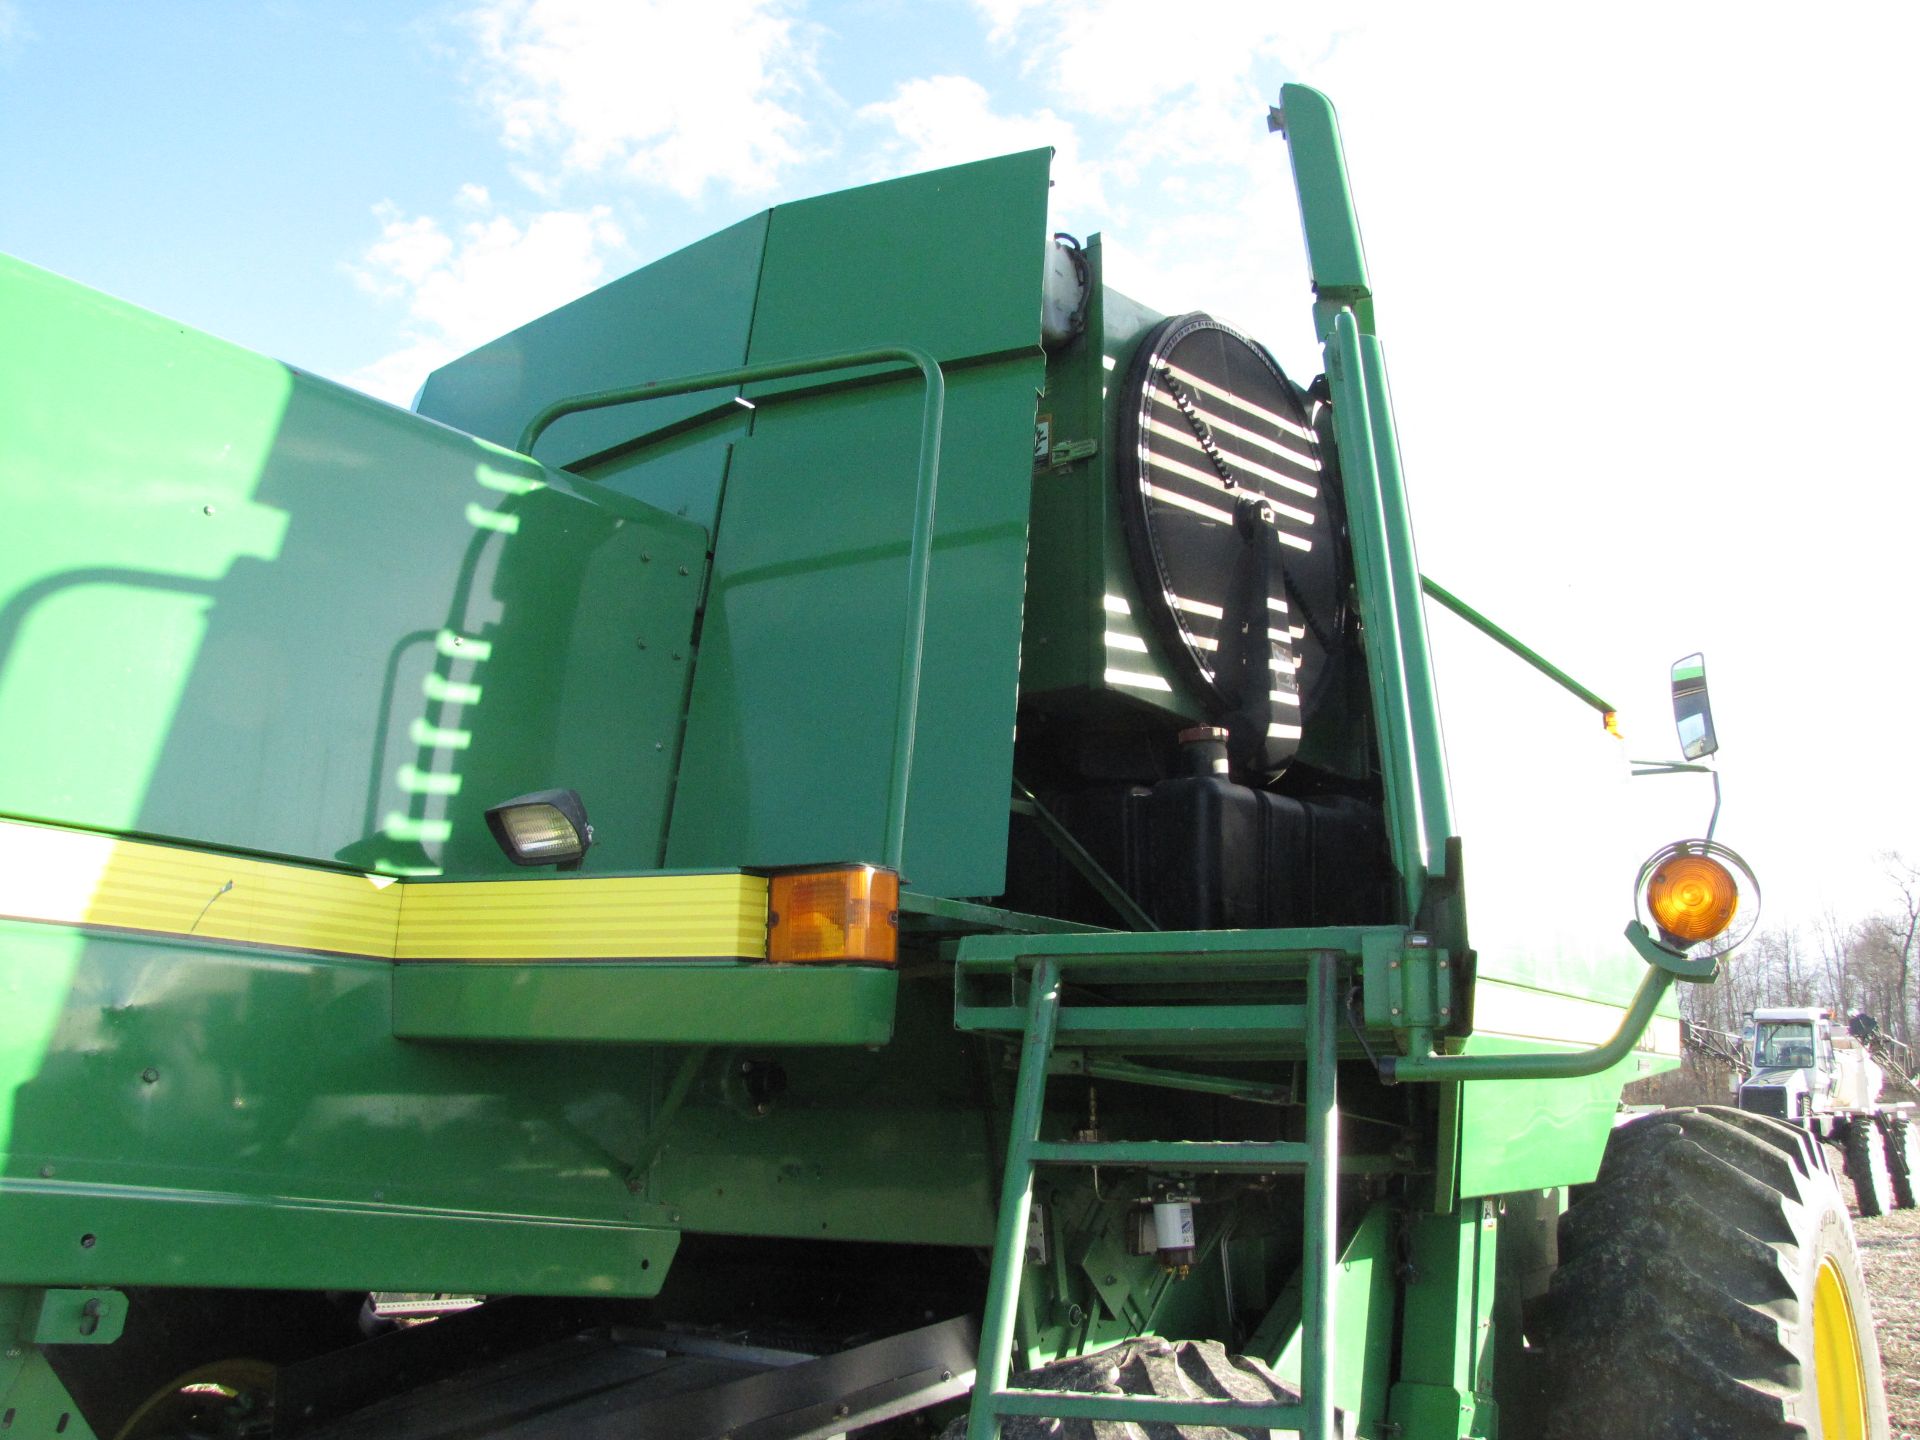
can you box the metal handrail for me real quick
[1357,333,1455,864]
[516,346,946,870]
[1382,924,1687,1083]
[1284,80,1456,919]
[1327,311,1424,918]
[1421,576,1619,722]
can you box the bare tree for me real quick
[1815,910,1856,1014]
[1879,850,1919,1047]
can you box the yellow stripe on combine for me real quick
[0,818,768,962]
[1471,977,1681,1057]
[396,875,769,961]
[0,818,402,954]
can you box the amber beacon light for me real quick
[767,865,901,964]
[1634,839,1760,958]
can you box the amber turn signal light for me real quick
[767,866,900,964]
[1646,852,1738,943]
[1633,839,1760,959]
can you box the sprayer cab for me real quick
[1742,1006,1887,1120]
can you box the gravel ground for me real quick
[1855,1205,1920,1439]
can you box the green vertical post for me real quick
[1328,311,1423,916]
[1359,336,1454,867]
[1274,84,1375,338]
[1284,83,1448,910]
[1301,950,1340,1440]
[1388,1206,1500,1438]
[968,957,1062,1440]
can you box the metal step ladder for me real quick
[954,929,1382,1440]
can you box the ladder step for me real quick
[989,1389,1305,1429]
[1028,1140,1308,1172]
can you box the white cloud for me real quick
[940,1,1366,370]
[976,0,1353,120]
[343,194,625,404]
[462,0,818,199]
[859,75,1105,221]
[972,0,1045,45]
[354,207,456,295]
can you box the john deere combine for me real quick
[0,86,1888,1439]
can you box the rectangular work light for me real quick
[485,789,594,869]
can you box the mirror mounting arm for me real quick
[1629,760,1722,844]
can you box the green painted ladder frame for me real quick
[956,931,1362,1440]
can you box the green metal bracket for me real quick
[1360,932,1457,1032]
[902,892,1111,936]
[625,1049,709,1187]
[1011,781,1157,932]
[1052,1053,1292,1106]
[21,1288,126,1346]
[2,1288,102,1439]
[1625,918,1720,983]
[517,345,945,873]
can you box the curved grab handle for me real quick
[517,347,946,871]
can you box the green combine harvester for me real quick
[0,86,1889,1439]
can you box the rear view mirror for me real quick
[1671,653,1718,760]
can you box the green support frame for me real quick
[959,935,1351,1440]
[1279,83,1456,922]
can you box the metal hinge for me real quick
[1361,931,1454,1030]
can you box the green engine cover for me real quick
[420,151,1055,897]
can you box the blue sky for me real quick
[4,1,1918,940]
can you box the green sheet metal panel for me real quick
[1452,1042,1673,1198]
[744,151,1050,366]
[0,257,706,877]
[666,152,1052,896]
[0,920,682,1296]
[414,215,767,544]
[392,961,898,1046]
[0,918,992,1295]
[1265,1201,1400,1435]
[1425,600,1672,1197]
[574,409,754,537]
[1020,248,1207,722]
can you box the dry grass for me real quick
[1855,1205,1920,1439]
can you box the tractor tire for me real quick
[1880,1116,1917,1210]
[1533,1106,1887,1440]
[1843,1118,1894,1218]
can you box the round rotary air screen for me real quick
[1116,313,1338,773]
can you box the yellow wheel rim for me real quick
[1813,1257,1868,1440]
